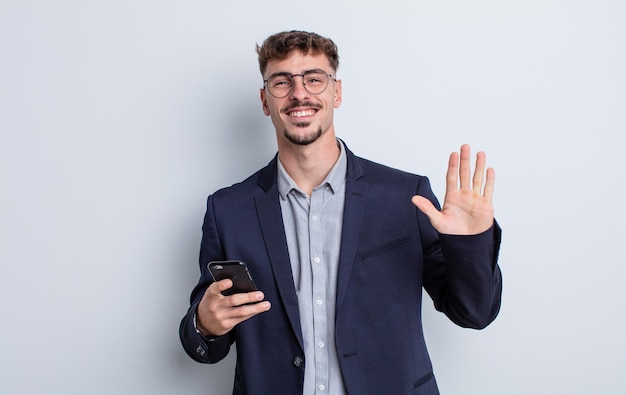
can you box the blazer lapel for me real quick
[255,157,304,348]
[335,148,368,314]
[253,147,368,345]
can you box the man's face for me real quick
[260,51,342,146]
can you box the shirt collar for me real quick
[277,139,347,199]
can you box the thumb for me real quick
[411,195,441,223]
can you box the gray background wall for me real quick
[1,1,624,394]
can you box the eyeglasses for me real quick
[263,69,336,98]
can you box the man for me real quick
[180,30,502,395]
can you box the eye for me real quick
[270,76,292,88]
[305,74,325,85]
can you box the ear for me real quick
[260,88,270,116]
[333,79,343,108]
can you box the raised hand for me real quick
[411,144,495,235]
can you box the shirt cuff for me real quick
[193,309,218,342]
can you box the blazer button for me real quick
[195,345,206,357]
[293,356,303,367]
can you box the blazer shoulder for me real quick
[351,154,426,185]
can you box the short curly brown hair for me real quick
[256,30,339,76]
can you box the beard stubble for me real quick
[283,124,323,146]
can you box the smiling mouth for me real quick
[287,109,317,118]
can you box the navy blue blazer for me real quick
[180,145,502,395]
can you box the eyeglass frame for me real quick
[263,69,337,98]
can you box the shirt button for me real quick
[316,299,323,305]
[312,215,318,221]
[318,384,326,391]
[314,257,320,263]
[293,356,303,367]
[318,341,325,348]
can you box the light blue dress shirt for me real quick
[277,140,348,395]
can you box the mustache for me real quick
[283,101,320,112]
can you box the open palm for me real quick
[412,144,495,235]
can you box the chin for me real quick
[284,127,323,146]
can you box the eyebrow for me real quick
[265,68,329,80]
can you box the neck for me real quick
[277,134,340,196]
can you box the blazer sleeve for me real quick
[179,301,234,363]
[179,194,235,363]
[417,176,503,329]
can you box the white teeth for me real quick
[289,110,315,117]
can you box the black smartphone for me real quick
[207,260,258,296]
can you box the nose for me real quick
[289,75,310,100]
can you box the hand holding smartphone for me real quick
[208,260,258,296]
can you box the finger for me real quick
[459,144,471,190]
[483,167,495,200]
[446,151,459,193]
[472,151,486,193]
[208,279,233,296]
[222,294,271,322]
[217,301,271,333]
[411,195,442,225]
[232,300,272,317]
[228,291,267,307]
[197,288,271,336]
